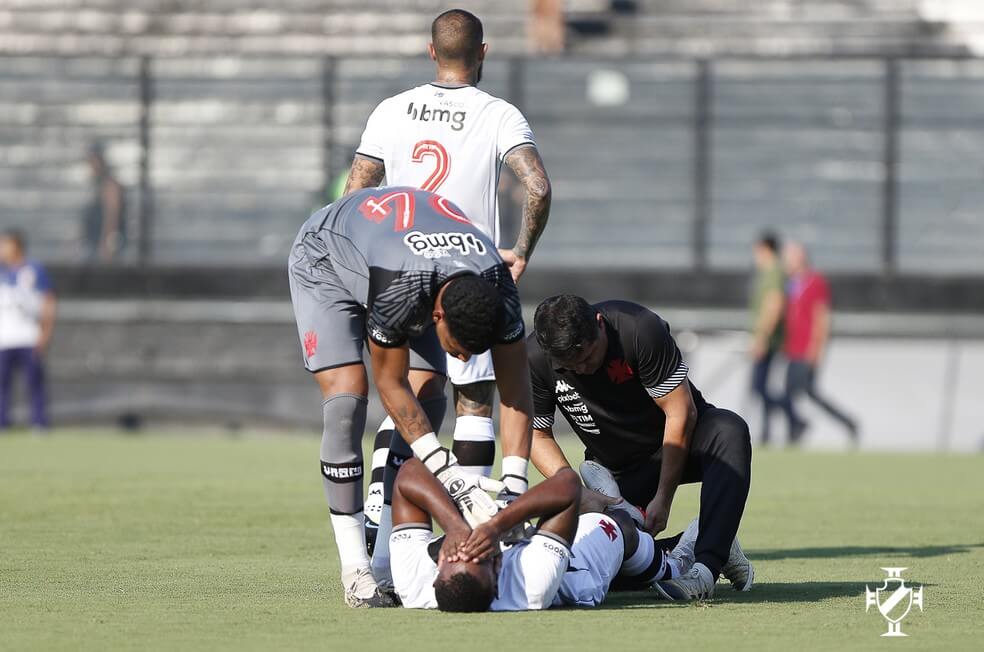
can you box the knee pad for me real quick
[319,393,368,515]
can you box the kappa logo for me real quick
[556,380,575,393]
[403,230,487,259]
[865,567,924,637]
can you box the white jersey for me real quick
[356,83,536,245]
[553,513,625,608]
[389,524,570,611]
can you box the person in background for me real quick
[83,142,126,262]
[529,0,565,54]
[748,231,785,446]
[0,230,56,432]
[779,242,858,446]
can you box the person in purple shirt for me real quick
[0,230,56,431]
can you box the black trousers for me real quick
[750,350,780,445]
[612,408,752,577]
[779,360,857,443]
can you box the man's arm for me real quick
[392,458,472,562]
[644,381,698,535]
[37,292,56,355]
[808,301,831,365]
[99,180,123,260]
[530,426,571,478]
[751,287,783,359]
[342,154,385,195]
[491,338,534,495]
[368,340,434,444]
[458,468,581,562]
[501,145,551,282]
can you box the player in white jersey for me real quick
[344,9,553,585]
[388,457,709,612]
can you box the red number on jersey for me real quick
[411,140,450,192]
[428,194,471,225]
[358,190,416,232]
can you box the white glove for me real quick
[411,433,504,528]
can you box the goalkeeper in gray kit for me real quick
[288,186,533,608]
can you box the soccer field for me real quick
[1,433,981,651]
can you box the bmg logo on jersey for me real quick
[407,102,466,131]
[403,230,487,259]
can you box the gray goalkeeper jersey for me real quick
[294,186,524,348]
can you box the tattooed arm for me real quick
[501,144,552,282]
[342,154,386,195]
[367,340,436,443]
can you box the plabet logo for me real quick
[403,231,487,258]
[553,378,601,435]
[407,102,466,131]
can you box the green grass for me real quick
[1,432,982,651]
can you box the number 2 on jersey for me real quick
[411,140,450,192]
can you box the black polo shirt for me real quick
[528,300,710,471]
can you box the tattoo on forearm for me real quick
[391,402,434,439]
[343,155,385,195]
[504,145,551,260]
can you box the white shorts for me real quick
[446,350,495,386]
[553,513,625,607]
[389,524,570,611]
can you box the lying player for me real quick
[389,458,712,611]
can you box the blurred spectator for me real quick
[778,242,859,446]
[83,142,126,262]
[748,231,785,446]
[0,230,56,431]
[529,0,565,54]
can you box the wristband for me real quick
[411,432,448,474]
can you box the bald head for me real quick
[783,241,809,276]
[431,9,484,67]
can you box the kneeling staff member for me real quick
[527,295,754,600]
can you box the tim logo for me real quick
[407,102,466,131]
[865,567,924,637]
[403,230,487,259]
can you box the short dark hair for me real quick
[757,231,780,253]
[434,570,494,612]
[1,229,26,252]
[533,294,599,360]
[441,274,503,354]
[431,9,484,65]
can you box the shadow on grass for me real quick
[748,542,984,561]
[587,581,934,610]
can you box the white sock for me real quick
[620,530,660,577]
[370,504,393,584]
[452,415,495,477]
[330,512,370,581]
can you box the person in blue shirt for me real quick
[0,230,56,431]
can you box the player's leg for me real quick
[25,348,48,430]
[370,329,448,587]
[447,352,496,477]
[289,244,393,608]
[750,350,775,445]
[0,348,18,428]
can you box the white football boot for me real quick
[720,536,755,591]
[653,562,716,601]
[668,516,699,572]
[578,460,645,527]
[343,567,397,608]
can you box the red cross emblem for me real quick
[606,359,635,384]
[599,519,618,542]
[303,330,318,358]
